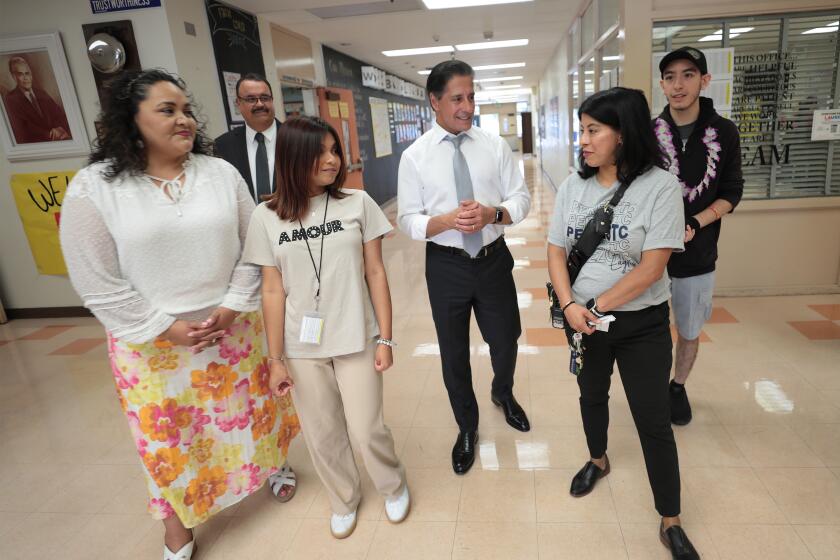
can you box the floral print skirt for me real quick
[107,311,300,528]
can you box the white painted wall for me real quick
[537,36,571,190]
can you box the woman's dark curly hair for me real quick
[89,69,212,180]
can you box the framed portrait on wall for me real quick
[0,32,88,161]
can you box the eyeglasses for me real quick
[238,95,273,105]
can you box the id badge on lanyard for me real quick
[299,195,330,345]
[300,310,324,344]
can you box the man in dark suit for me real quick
[4,56,71,144]
[214,73,280,202]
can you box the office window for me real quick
[653,12,840,199]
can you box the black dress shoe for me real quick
[669,380,692,425]
[659,522,700,560]
[569,456,610,497]
[451,431,477,475]
[491,394,531,432]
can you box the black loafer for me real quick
[659,522,700,560]
[669,381,692,426]
[452,431,477,475]
[569,456,610,497]
[491,394,531,432]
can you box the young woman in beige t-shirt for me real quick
[243,116,409,539]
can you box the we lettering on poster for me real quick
[9,171,76,275]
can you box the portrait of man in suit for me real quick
[214,73,281,202]
[2,54,72,144]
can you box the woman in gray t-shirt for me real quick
[547,88,700,560]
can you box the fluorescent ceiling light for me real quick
[473,62,526,70]
[602,55,620,61]
[475,75,524,82]
[652,26,685,40]
[420,62,525,75]
[802,21,838,35]
[456,39,529,51]
[423,0,533,9]
[382,45,454,57]
[699,27,754,41]
[483,84,523,89]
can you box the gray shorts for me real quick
[670,271,715,340]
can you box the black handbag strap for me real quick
[566,181,630,284]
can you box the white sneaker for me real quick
[385,485,411,524]
[163,539,194,560]
[330,510,358,539]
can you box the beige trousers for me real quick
[286,339,405,515]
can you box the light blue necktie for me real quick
[445,134,483,257]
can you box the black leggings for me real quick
[576,302,680,517]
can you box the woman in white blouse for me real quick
[59,70,299,560]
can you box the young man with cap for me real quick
[398,59,532,475]
[214,74,281,202]
[655,47,744,425]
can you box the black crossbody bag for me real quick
[547,181,630,330]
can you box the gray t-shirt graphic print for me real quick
[548,166,685,311]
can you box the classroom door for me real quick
[521,111,534,154]
[316,87,364,189]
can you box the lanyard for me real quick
[299,194,330,309]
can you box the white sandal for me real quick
[163,538,194,560]
[269,464,297,502]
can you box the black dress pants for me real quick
[425,241,522,433]
[577,302,681,517]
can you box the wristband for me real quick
[560,300,575,314]
[709,206,721,220]
[267,356,284,363]
[376,337,397,348]
[686,216,701,231]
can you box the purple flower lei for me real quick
[655,118,721,202]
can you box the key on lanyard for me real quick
[569,332,584,376]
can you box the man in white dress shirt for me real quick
[214,73,280,202]
[398,60,532,475]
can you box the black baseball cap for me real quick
[659,46,708,76]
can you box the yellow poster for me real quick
[10,171,76,275]
[339,102,350,119]
[328,101,340,118]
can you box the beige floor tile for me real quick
[682,467,787,525]
[1,512,94,560]
[60,513,158,560]
[707,523,813,560]
[401,427,459,469]
[199,510,301,560]
[412,393,460,428]
[794,423,840,466]
[0,463,74,512]
[535,469,617,523]
[528,426,591,469]
[36,464,136,514]
[458,469,535,522]
[366,520,456,560]
[621,521,719,560]
[673,425,748,467]
[726,424,824,467]
[285,517,377,560]
[609,467,700,524]
[794,525,840,560]
[452,521,538,560]
[755,467,840,524]
[399,468,462,522]
[537,522,628,560]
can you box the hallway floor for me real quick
[1,157,839,559]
